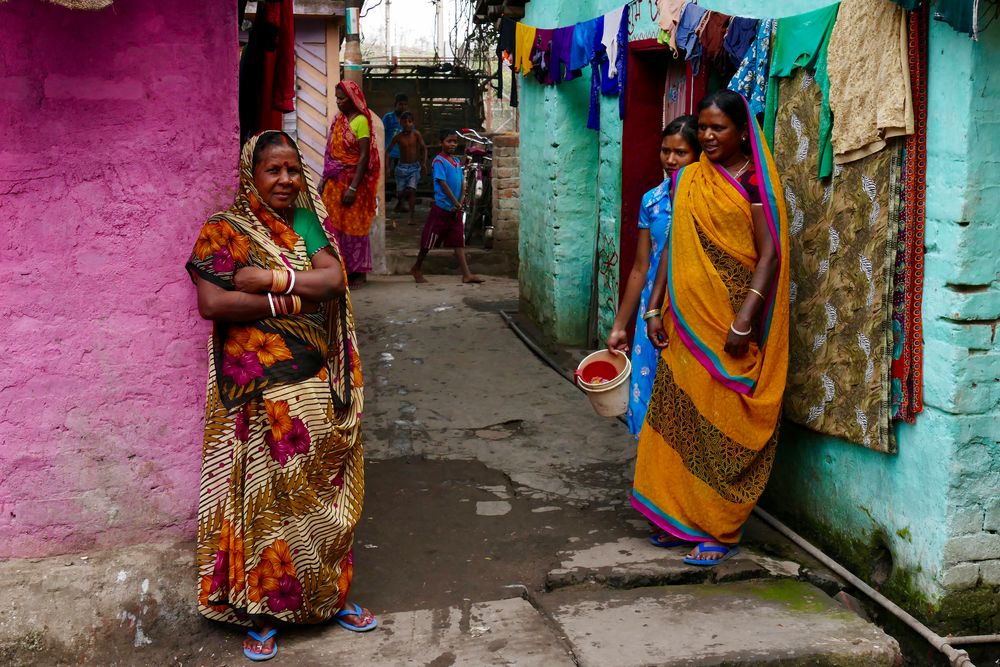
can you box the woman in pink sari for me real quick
[321,81,381,288]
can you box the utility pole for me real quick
[341,0,388,275]
[384,0,391,61]
[435,0,445,61]
[344,0,363,85]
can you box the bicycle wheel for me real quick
[463,169,481,244]
[481,175,494,249]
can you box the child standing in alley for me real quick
[386,112,428,226]
[410,129,484,285]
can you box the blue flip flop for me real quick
[335,602,378,632]
[682,543,739,566]
[648,532,692,549]
[243,629,278,662]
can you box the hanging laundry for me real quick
[589,6,628,131]
[724,17,759,67]
[764,2,840,179]
[698,11,733,69]
[827,0,913,164]
[570,17,601,72]
[675,3,709,74]
[656,0,688,53]
[551,25,580,83]
[239,0,295,144]
[497,17,518,106]
[514,22,537,74]
[728,18,773,119]
[601,6,627,84]
[587,15,605,131]
[531,28,555,84]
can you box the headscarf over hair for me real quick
[332,80,381,180]
[186,131,363,417]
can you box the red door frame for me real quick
[618,40,677,343]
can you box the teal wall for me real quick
[519,0,1000,617]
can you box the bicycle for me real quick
[456,128,494,249]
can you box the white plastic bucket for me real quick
[575,349,631,417]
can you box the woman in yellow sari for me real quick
[637,90,789,565]
[187,131,375,661]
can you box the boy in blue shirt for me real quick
[383,93,408,211]
[410,129,484,284]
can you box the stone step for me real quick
[545,536,804,591]
[541,580,902,666]
[278,596,576,665]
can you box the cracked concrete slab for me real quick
[546,536,803,590]
[542,580,902,666]
[279,597,575,666]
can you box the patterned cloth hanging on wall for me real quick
[891,4,928,422]
[775,71,902,454]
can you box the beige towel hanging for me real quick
[827,0,914,165]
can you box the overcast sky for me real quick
[360,0,470,57]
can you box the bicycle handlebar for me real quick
[457,128,492,145]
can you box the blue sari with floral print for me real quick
[627,178,673,436]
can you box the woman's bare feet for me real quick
[462,274,484,284]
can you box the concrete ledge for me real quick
[542,580,902,667]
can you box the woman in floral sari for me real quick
[187,131,375,661]
[638,90,790,565]
[321,80,381,289]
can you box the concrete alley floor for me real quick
[2,276,908,666]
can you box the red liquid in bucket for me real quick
[580,360,620,383]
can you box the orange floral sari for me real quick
[321,81,380,274]
[187,132,366,626]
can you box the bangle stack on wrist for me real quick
[641,308,662,321]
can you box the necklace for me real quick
[727,159,751,180]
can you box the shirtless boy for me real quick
[386,112,428,225]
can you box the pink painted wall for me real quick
[0,0,239,558]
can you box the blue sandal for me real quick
[335,602,378,632]
[648,532,692,549]
[682,543,739,566]
[243,629,278,662]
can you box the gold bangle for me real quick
[747,287,765,299]
[271,269,287,293]
[290,295,302,315]
[642,308,662,321]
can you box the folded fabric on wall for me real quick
[764,2,840,179]
[776,70,901,454]
[827,0,913,165]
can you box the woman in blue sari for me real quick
[607,116,700,436]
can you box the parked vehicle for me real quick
[456,128,494,249]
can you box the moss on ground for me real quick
[759,503,1000,635]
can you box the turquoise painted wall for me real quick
[519,0,1000,613]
